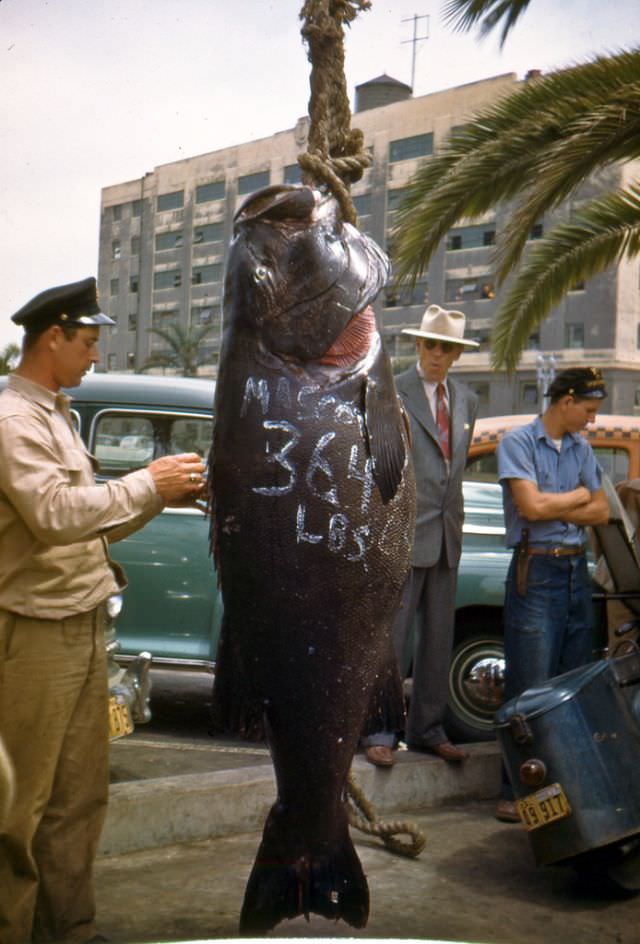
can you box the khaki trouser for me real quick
[0,608,109,944]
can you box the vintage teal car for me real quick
[65,374,513,740]
[0,372,511,740]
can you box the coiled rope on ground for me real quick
[346,770,427,858]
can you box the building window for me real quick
[386,187,410,215]
[191,305,216,325]
[132,200,141,217]
[445,276,494,302]
[525,332,541,350]
[152,309,178,328]
[128,314,137,331]
[193,222,223,245]
[109,278,119,296]
[127,352,135,369]
[129,276,139,293]
[157,190,184,212]
[155,230,184,251]
[521,383,538,405]
[192,263,222,285]
[384,280,428,308]
[353,193,372,217]
[389,133,433,163]
[111,240,121,260]
[195,181,225,203]
[107,353,117,371]
[154,269,182,290]
[565,323,585,348]
[112,205,122,222]
[283,163,302,185]
[529,222,544,240]
[131,236,140,255]
[446,223,496,251]
[569,280,586,292]
[469,381,490,405]
[238,170,270,195]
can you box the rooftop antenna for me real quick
[401,13,429,92]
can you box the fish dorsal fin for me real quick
[364,354,407,505]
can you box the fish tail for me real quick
[239,811,369,934]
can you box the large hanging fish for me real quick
[210,184,415,933]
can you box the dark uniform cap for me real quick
[11,277,115,332]
[546,367,607,401]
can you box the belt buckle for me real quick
[551,547,561,558]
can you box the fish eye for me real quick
[253,266,269,283]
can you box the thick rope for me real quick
[299,0,372,223]
[298,1,424,860]
[346,770,427,858]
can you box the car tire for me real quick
[445,630,505,742]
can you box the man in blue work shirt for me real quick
[495,367,610,821]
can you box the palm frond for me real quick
[391,49,640,288]
[491,182,640,370]
[442,0,533,46]
[142,320,213,375]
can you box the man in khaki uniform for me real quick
[0,277,206,944]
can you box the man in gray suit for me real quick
[365,304,479,766]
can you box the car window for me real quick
[465,452,499,483]
[592,447,629,485]
[91,411,213,477]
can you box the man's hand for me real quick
[146,453,206,505]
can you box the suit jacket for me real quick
[396,365,478,569]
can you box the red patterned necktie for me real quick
[436,382,451,460]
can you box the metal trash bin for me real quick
[495,651,640,883]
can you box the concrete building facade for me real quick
[98,72,640,416]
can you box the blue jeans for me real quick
[500,551,594,798]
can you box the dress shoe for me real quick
[495,798,521,823]
[410,740,469,762]
[365,745,395,767]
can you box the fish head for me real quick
[225,185,390,362]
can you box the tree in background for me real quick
[391,0,640,370]
[0,343,20,375]
[140,321,213,377]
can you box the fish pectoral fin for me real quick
[240,809,369,933]
[364,374,407,505]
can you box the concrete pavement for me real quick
[102,736,502,857]
[95,797,639,944]
[97,737,640,943]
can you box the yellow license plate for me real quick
[108,696,133,739]
[517,782,572,831]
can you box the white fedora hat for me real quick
[402,304,479,348]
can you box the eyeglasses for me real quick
[422,338,458,354]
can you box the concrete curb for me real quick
[99,742,501,857]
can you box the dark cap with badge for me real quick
[11,277,115,333]
[546,367,607,402]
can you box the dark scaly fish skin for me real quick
[210,185,415,934]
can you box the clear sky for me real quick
[1,0,638,351]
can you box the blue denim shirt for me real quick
[497,415,602,548]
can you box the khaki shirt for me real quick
[0,374,164,619]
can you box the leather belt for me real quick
[525,545,586,558]
[515,533,585,596]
